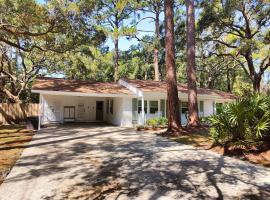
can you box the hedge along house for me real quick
[32,78,235,129]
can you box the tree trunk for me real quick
[154,49,159,81]
[242,50,263,93]
[165,0,182,134]
[153,7,160,81]
[1,88,21,103]
[186,0,200,127]
[253,73,261,93]
[114,37,119,82]
[226,69,232,92]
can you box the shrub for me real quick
[146,117,168,129]
[200,116,211,125]
[136,125,145,131]
[158,117,168,126]
[146,118,159,128]
[209,94,270,147]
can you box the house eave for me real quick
[31,90,134,98]
[141,91,234,101]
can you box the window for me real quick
[110,99,113,114]
[138,100,147,114]
[149,101,158,114]
[106,100,109,114]
[181,102,188,114]
[160,99,166,117]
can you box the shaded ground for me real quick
[0,125,34,184]
[163,126,270,167]
[0,124,269,200]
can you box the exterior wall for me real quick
[39,88,234,127]
[41,95,108,124]
[203,99,215,116]
[133,95,233,126]
[106,97,133,127]
[41,94,134,127]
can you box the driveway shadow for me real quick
[1,125,270,200]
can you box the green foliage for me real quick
[0,0,105,102]
[158,117,168,126]
[200,116,211,125]
[58,46,114,81]
[146,118,159,128]
[120,37,157,80]
[209,94,270,147]
[146,117,168,128]
[198,0,270,92]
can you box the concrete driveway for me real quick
[0,124,269,200]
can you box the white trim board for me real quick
[32,90,135,98]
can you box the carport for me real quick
[31,78,134,129]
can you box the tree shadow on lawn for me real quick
[3,125,270,200]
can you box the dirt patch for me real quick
[0,125,34,185]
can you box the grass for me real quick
[0,125,34,185]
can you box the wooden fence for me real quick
[0,103,39,125]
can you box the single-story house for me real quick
[32,78,235,128]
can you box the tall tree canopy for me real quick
[0,0,105,102]
[1,0,270,103]
[198,0,270,93]
[97,0,139,81]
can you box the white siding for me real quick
[106,97,133,127]
[42,95,108,124]
[40,91,234,127]
[203,99,215,116]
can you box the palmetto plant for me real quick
[209,94,270,147]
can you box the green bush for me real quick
[200,116,211,125]
[209,94,270,147]
[146,117,168,128]
[146,118,159,128]
[158,117,168,126]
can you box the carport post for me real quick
[141,96,145,125]
[38,94,43,130]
